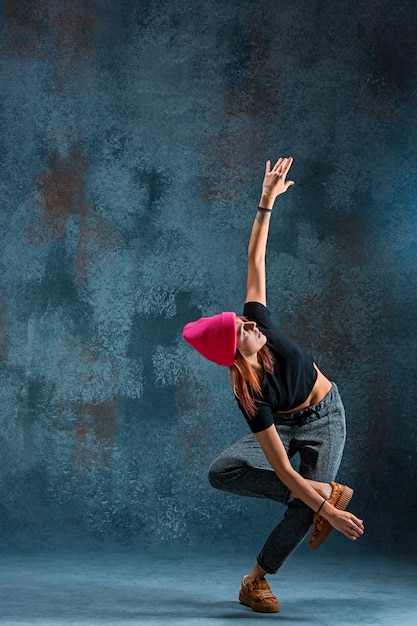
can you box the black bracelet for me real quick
[316,499,326,514]
[258,206,272,213]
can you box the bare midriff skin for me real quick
[276,364,332,414]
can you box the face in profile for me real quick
[236,317,267,358]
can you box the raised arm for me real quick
[246,157,294,305]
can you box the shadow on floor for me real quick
[0,545,416,625]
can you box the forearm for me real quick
[276,465,327,514]
[247,171,288,264]
[256,425,336,518]
[247,208,271,264]
[275,463,344,525]
[245,157,294,305]
[280,465,365,546]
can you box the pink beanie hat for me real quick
[183,312,237,367]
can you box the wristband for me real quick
[316,499,326,514]
[258,206,272,213]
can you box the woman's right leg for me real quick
[208,431,332,507]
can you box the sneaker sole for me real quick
[239,591,281,613]
[309,485,354,550]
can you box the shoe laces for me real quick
[245,578,275,601]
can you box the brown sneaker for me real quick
[309,481,354,550]
[239,576,280,613]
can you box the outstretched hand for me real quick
[329,508,365,542]
[260,157,294,208]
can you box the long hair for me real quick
[229,344,274,419]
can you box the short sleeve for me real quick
[237,399,275,433]
[243,301,274,330]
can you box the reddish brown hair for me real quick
[229,345,274,419]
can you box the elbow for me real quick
[248,251,265,267]
[248,244,265,260]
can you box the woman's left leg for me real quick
[256,384,347,574]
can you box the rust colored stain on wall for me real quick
[49,0,96,60]
[28,149,89,244]
[26,145,121,464]
[3,0,47,57]
[3,0,96,64]
[75,399,118,468]
[203,29,281,201]
[28,146,121,279]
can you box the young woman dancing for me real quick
[183,157,364,614]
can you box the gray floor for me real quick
[1,543,416,625]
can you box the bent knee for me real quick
[208,456,248,492]
[207,456,240,491]
[208,461,223,490]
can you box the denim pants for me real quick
[208,384,346,574]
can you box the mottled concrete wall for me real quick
[0,0,416,555]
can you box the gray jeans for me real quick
[208,383,346,574]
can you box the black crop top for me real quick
[237,301,317,433]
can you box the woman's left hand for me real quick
[326,507,365,541]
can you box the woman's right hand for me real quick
[259,157,295,209]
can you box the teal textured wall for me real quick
[1,0,416,554]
